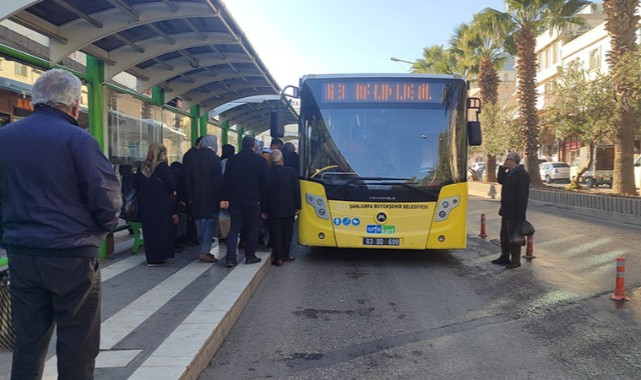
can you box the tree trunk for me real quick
[604,0,639,195]
[484,154,497,182]
[515,27,541,184]
[613,110,637,194]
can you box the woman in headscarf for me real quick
[135,143,178,266]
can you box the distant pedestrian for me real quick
[135,143,178,266]
[220,135,270,267]
[220,143,235,175]
[183,135,224,262]
[182,136,204,245]
[0,68,122,379]
[262,149,301,266]
[492,152,530,269]
[261,138,284,165]
[282,141,299,172]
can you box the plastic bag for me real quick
[216,210,231,239]
[122,189,140,222]
[521,220,535,236]
[510,227,526,246]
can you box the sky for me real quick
[222,0,506,89]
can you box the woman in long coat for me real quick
[135,143,177,266]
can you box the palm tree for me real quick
[481,0,590,185]
[411,45,460,75]
[452,15,512,182]
[603,0,639,195]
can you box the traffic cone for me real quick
[523,235,536,260]
[610,257,630,301]
[479,213,487,239]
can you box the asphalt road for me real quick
[200,197,641,379]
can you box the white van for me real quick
[634,155,640,189]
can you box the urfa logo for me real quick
[376,212,387,223]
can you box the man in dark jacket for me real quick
[220,135,270,267]
[492,152,530,269]
[0,69,122,379]
[282,141,300,173]
[181,136,204,245]
[184,135,224,262]
[262,149,301,266]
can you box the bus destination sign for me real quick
[322,81,445,103]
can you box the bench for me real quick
[103,221,144,258]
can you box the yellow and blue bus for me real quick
[292,74,481,250]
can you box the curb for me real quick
[127,251,272,380]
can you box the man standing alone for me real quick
[492,152,530,269]
[0,69,122,379]
[220,136,270,267]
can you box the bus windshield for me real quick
[300,77,468,201]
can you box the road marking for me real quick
[101,254,146,282]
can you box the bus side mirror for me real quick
[468,121,482,146]
[270,109,284,138]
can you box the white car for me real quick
[539,162,571,183]
[468,162,485,180]
[635,155,641,189]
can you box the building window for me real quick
[589,48,601,70]
[15,63,28,77]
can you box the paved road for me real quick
[201,197,641,379]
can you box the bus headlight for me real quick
[434,196,460,222]
[305,193,330,220]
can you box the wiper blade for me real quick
[332,177,440,197]
[333,177,413,191]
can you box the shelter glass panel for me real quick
[206,123,223,155]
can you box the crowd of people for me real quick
[133,135,300,268]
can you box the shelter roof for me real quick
[1,0,293,134]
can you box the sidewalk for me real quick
[0,231,271,380]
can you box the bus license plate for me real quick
[362,238,401,246]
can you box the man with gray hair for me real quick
[262,149,301,266]
[183,134,223,262]
[0,69,122,378]
[492,152,531,269]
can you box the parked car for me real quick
[635,155,640,189]
[470,162,485,179]
[539,162,571,184]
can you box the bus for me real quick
[288,74,481,250]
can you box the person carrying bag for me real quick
[491,152,531,269]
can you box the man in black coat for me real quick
[282,141,300,172]
[492,152,531,269]
[181,136,203,245]
[184,135,223,262]
[220,135,270,267]
[262,149,301,266]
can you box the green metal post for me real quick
[237,128,244,145]
[221,120,229,145]
[190,105,200,146]
[86,56,105,148]
[200,114,208,137]
[151,86,164,106]
[86,55,108,258]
